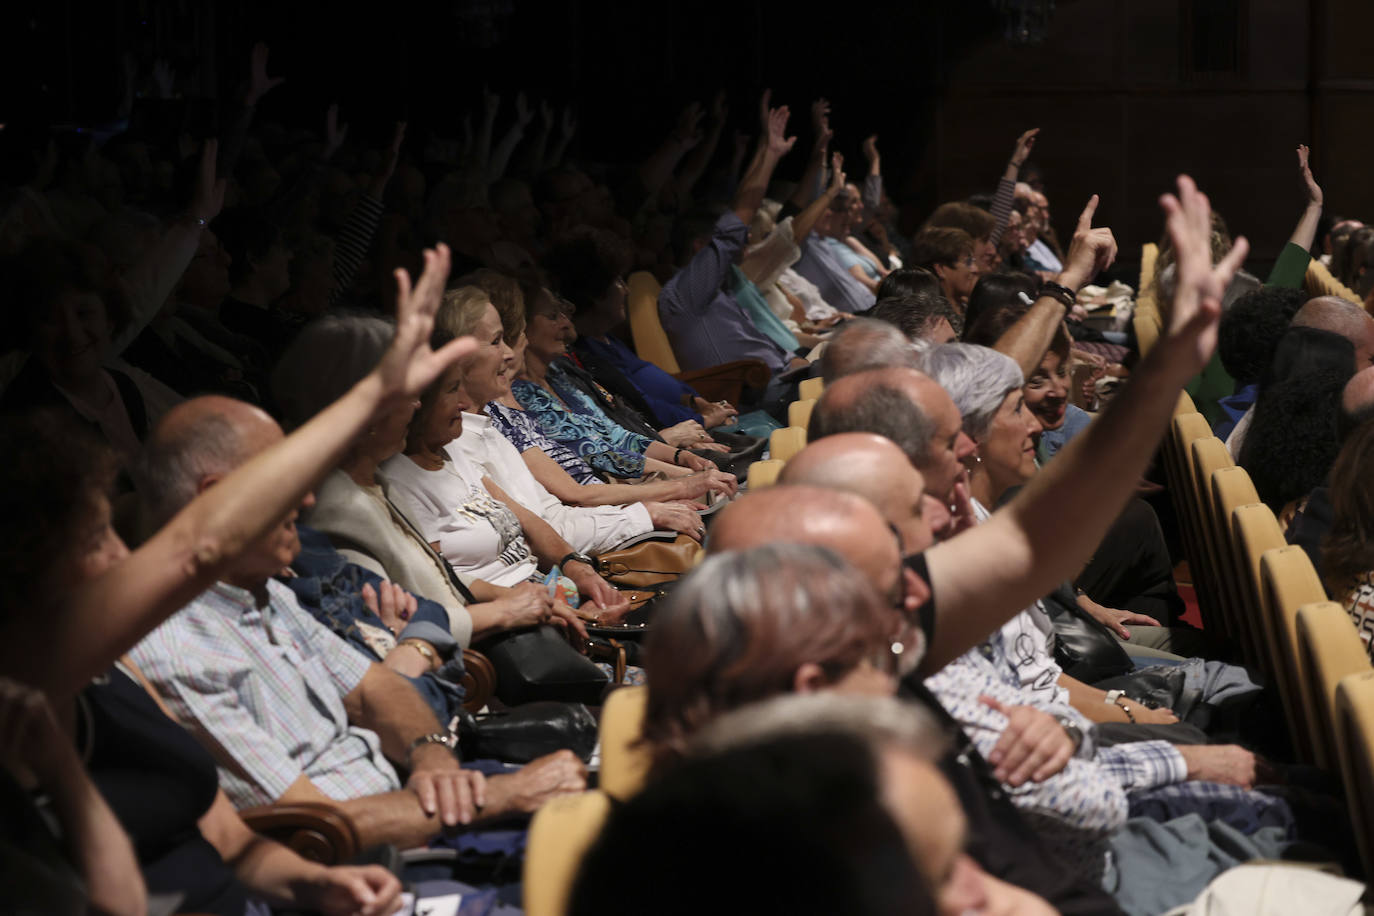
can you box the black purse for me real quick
[478,625,609,706]
[1043,582,1134,683]
[455,702,598,763]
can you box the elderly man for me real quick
[129,395,586,850]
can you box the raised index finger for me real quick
[1076,194,1100,234]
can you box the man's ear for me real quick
[902,566,931,616]
[793,662,830,694]
[196,472,225,496]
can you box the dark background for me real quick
[4,0,1374,277]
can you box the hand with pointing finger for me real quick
[1057,194,1117,291]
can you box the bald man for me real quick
[710,486,1123,915]
[129,396,586,850]
[1292,295,1374,369]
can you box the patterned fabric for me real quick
[1340,572,1374,661]
[511,371,651,479]
[485,400,601,485]
[128,579,398,808]
[380,447,539,589]
[1096,741,1188,792]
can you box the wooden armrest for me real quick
[461,648,498,712]
[674,359,772,406]
[240,801,360,865]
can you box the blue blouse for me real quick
[511,366,654,478]
[485,401,602,485]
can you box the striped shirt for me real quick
[129,579,399,808]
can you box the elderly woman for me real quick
[509,281,719,480]
[378,322,630,623]
[637,544,1045,916]
[434,286,734,527]
[273,314,579,647]
[0,244,466,915]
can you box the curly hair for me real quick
[1239,366,1351,512]
[0,409,118,621]
[1217,287,1308,384]
[640,543,895,774]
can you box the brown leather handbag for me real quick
[593,533,700,589]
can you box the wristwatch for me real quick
[559,551,596,570]
[1056,717,1084,755]
[407,730,458,761]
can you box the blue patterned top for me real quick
[485,401,602,485]
[510,365,653,478]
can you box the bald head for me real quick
[135,396,283,530]
[1293,296,1374,369]
[819,318,923,384]
[781,434,933,554]
[711,485,901,591]
[1340,366,1374,443]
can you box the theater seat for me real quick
[599,685,651,801]
[1261,546,1335,767]
[788,398,816,432]
[524,790,613,916]
[746,459,784,490]
[240,802,361,864]
[1334,670,1374,876]
[799,377,825,402]
[1296,602,1371,771]
[1304,259,1363,307]
[626,271,771,405]
[769,427,807,464]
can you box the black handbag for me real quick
[455,701,598,763]
[478,625,609,706]
[1043,582,1134,683]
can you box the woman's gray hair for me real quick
[914,342,1024,441]
[271,314,394,428]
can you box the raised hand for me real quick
[711,89,728,121]
[766,105,796,158]
[829,151,846,193]
[323,103,349,160]
[758,88,772,135]
[674,102,705,149]
[246,41,286,107]
[811,97,831,133]
[1159,175,1249,375]
[374,244,476,408]
[1011,127,1040,167]
[1297,144,1323,208]
[561,105,578,138]
[515,91,534,129]
[1057,194,1118,290]
[152,59,175,100]
[539,99,555,130]
[482,84,501,121]
[863,134,880,166]
[372,121,407,193]
[188,138,226,223]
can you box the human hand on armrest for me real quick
[1075,593,1161,640]
[406,743,486,827]
[645,501,707,542]
[695,396,739,428]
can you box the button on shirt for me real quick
[129,579,398,808]
[658,212,793,373]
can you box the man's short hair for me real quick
[810,382,936,467]
[818,319,923,383]
[132,412,247,532]
[925,201,995,241]
[870,293,963,340]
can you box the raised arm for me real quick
[1266,145,1323,289]
[789,97,833,210]
[923,175,1247,671]
[860,135,882,215]
[17,246,474,703]
[992,194,1116,376]
[733,98,796,227]
[673,91,727,201]
[546,106,577,170]
[989,128,1038,248]
[793,152,846,242]
[486,91,534,184]
[638,102,704,200]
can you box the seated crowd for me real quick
[3,42,1373,916]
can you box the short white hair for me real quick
[915,342,1023,441]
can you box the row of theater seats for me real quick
[746,376,825,489]
[1163,387,1374,877]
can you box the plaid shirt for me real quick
[129,578,399,808]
